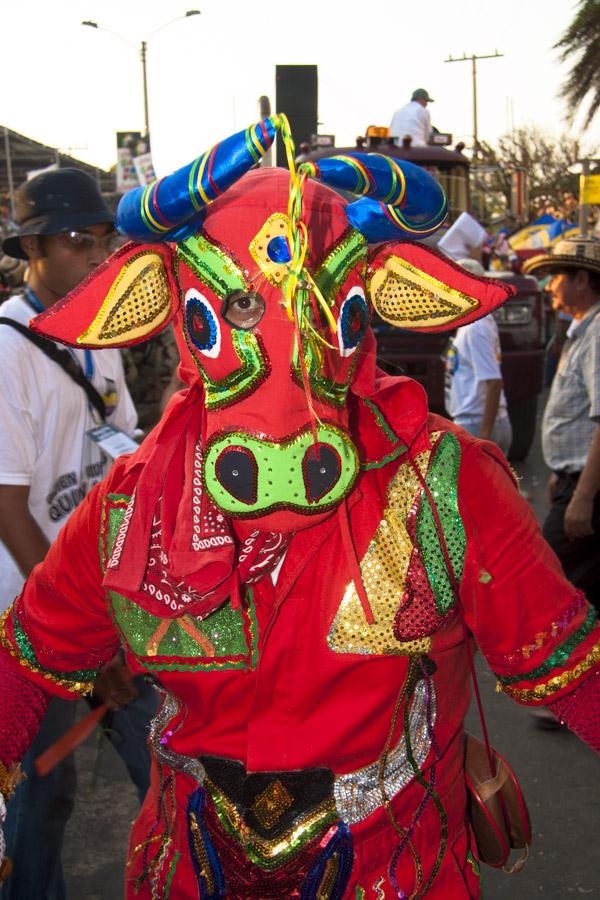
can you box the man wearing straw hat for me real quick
[525,236,600,612]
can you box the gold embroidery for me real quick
[0,759,24,800]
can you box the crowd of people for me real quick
[0,112,597,899]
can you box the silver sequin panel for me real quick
[333,679,436,825]
[148,689,205,784]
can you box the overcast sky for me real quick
[1,0,597,175]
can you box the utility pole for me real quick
[141,40,150,146]
[444,51,503,161]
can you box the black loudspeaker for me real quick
[275,65,318,164]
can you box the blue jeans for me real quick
[454,414,513,456]
[1,678,158,900]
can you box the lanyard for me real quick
[23,287,94,379]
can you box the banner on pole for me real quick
[580,174,600,205]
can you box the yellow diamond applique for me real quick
[251,780,294,830]
[249,213,291,286]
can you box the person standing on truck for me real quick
[524,236,600,613]
[389,88,433,147]
[445,259,513,455]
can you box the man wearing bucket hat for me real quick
[524,236,600,613]
[389,87,434,147]
[0,168,156,899]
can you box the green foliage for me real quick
[475,127,596,220]
[555,0,600,128]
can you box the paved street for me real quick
[62,400,600,899]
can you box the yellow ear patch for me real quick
[77,251,172,346]
[369,255,479,329]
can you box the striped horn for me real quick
[300,154,447,243]
[116,118,279,243]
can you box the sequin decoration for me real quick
[252,781,295,830]
[313,228,368,304]
[149,690,206,784]
[78,252,173,345]
[498,590,588,665]
[184,326,271,411]
[178,232,248,300]
[188,787,227,899]
[415,432,465,615]
[0,607,96,695]
[368,256,479,329]
[249,213,292,286]
[333,679,436,824]
[203,424,359,518]
[205,778,338,870]
[497,638,600,701]
[327,446,434,656]
[496,608,598,686]
[102,496,258,671]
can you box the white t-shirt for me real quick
[389,101,431,147]
[445,314,508,420]
[0,294,138,610]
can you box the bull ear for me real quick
[367,242,514,332]
[30,241,178,348]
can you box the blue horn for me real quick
[300,153,447,243]
[116,118,280,243]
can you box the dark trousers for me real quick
[543,472,600,613]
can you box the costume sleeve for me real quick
[457,440,600,712]
[0,475,122,703]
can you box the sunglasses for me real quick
[56,230,123,254]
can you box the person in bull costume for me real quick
[0,115,598,899]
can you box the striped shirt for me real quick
[542,302,600,472]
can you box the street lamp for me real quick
[82,11,200,149]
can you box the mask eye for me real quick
[221,290,266,330]
[338,287,369,357]
[185,290,221,358]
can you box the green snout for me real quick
[203,425,359,517]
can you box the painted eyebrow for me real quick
[313,228,368,302]
[178,233,248,299]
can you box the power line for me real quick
[445,51,503,160]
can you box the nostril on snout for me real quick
[302,444,342,503]
[216,447,258,504]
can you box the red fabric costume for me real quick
[0,118,598,899]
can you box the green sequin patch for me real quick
[10,604,100,685]
[496,608,598,686]
[313,228,368,303]
[101,495,258,672]
[178,233,247,300]
[416,433,465,615]
[360,398,408,470]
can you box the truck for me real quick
[301,129,545,460]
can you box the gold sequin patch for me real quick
[327,445,434,656]
[251,780,294,830]
[369,256,479,329]
[248,213,291,286]
[78,252,172,345]
[497,640,600,701]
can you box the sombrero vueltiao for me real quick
[523,235,600,277]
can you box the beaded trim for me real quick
[333,678,435,824]
[0,759,24,800]
[0,607,95,696]
[497,639,600,701]
[149,691,205,785]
